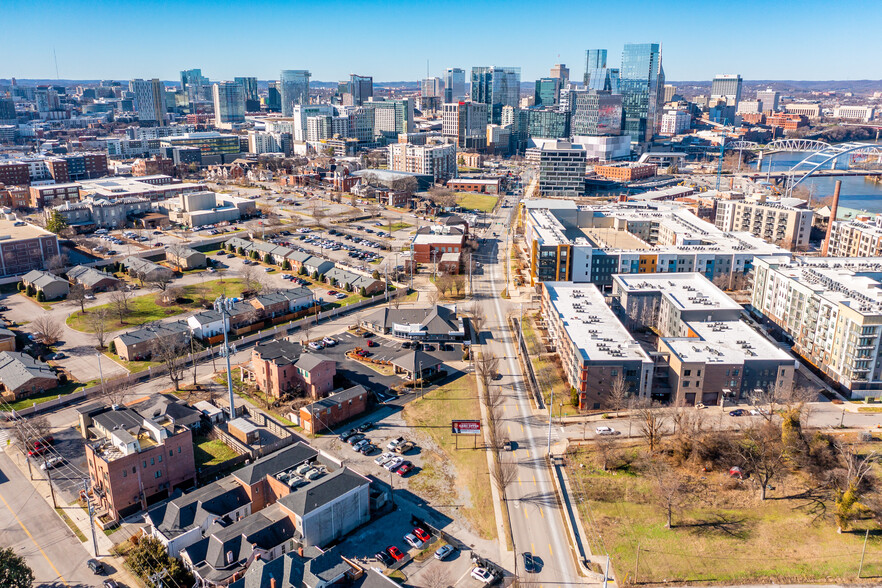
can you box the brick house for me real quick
[0,352,58,401]
[299,386,369,434]
[241,340,336,399]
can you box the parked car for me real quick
[471,567,493,583]
[356,421,374,432]
[103,580,120,588]
[358,443,377,455]
[729,409,746,417]
[367,339,378,347]
[595,426,620,436]
[392,440,414,454]
[384,457,405,471]
[404,533,424,549]
[40,456,64,470]
[375,551,394,566]
[308,341,324,350]
[339,430,358,442]
[387,437,405,451]
[386,546,405,561]
[346,433,366,446]
[396,461,413,476]
[413,527,430,543]
[322,337,336,346]
[434,544,454,560]
[87,559,105,574]
[374,452,395,466]
[352,439,370,451]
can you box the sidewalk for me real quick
[6,447,143,587]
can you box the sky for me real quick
[2,0,881,83]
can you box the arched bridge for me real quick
[724,139,832,152]
[789,142,882,188]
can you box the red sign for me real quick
[451,420,481,435]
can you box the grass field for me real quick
[104,353,161,374]
[66,278,248,333]
[455,193,499,213]
[568,445,882,585]
[384,222,412,232]
[193,435,239,467]
[521,316,578,416]
[402,374,495,540]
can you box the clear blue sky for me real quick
[3,0,881,83]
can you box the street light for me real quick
[214,295,237,420]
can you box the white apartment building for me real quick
[660,110,691,135]
[827,218,882,257]
[832,106,875,122]
[784,103,821,118]
[751,256,882,397]
[736,100,762,114]
[386,142,456,182]
[247,131,283,154]
[525,140,586,197]
[129,79,165,125]
[715,198,813,251]
[289,105,336,142]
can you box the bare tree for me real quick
[427,186,457,209]
[69,283,88,314]
[636,401,667,454]
[427,285,441,306]
[46,253,69,275]
[13,415,52,449]
[595,436,618,471]
[240,264,259,292]
[109,285,131,325]
[150,336,189,391]
[607,373,629,416]
[833,442,877,532]
[148,268,175,292]
[422,566,450,588]
[474,352,499,394]
[163,286,184,305]
[74,237,100,255]
[468,311,485,342]
[100,375,132,407]
[647,458,692,528]
[88,308,110,349]
[165,244,192,272]
[736,422,786,500]
[491,457,519,501]
[31,315,64,346]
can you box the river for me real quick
[757,149,882,213]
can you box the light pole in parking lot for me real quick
[214,295,238,420]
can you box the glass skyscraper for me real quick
[584,49,619,93]
[471,66,521,124]
[443,68,465,102]
[534,78,560,107]
[620,43,662,143]
[212,81,245,125]
[234,77,259,112]
[280,70,311,116]
[570,90,623,136]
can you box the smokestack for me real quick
[822,180,842,257]
[729,177,734,190]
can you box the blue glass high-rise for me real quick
[620,43,662,143]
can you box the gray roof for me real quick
[92,406,142,433]
[302,385,367,418]
[324,267,381,290]
[116,320,190,347]
[228,547,351,588]
[233,442,318,486]
[254,288,313,307]
[253,339,302,367]
[67,265,119,287]
[129,394,202,428]
[390,349,444,373]
[22,270,67,290]
[122,256,165,275]
[364,304,461,335]
[294,352,333,373]
[0,351,57,392]
[277,467,369,516]
[148,477,250,538]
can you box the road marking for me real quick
[520,423,524,433]
[532,474,536,485]
[549,543,553,557]
[517,476,522,487]
[539,507,545,518]
[524,508,529,519]
[0,491,69,586]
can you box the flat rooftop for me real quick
[544,281,652,363]
[0,219,54,240]
[614,273,743,313]
[661,320,795,365]
[581,227,650,250]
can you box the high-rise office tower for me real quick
[471,66,521,124]
[444,68,466,102]
[711,74,743,109]
[550,64,570,86]
[129,78,165,125]
[234,77,260,112]
[663,84,677,103]
[534,78,561,107]
[213,82,245,125]
[584,49,620,93]
[421,77,444,98]
[0,98,15,121]
[280,70,311,116]
[267,82,282,112]
[756,88,780,112]
[34,86,61,112]
[570,90,623,136]
[348,74,373,106]
[442,101,489,149]
[620,43,662,143]
[180,68,209,103]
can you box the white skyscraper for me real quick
[711,74,743,108]
[129,78,165,125]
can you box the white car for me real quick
[384,457,405,471]
[308,341,324,350]
[352,439,370,451]
[471,567,494,583]
[374,452,395,466]
[595,426,620,436]
[404,533,424,550]
[40,456,64,470]
[322,337,336,346]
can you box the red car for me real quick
[28,443,49,457]
[396,462,414,476]
[386,546,404,561]
[367,340,378,347]
[413,527,430,542]
[327,290,338,295]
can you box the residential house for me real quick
[67,265,120,292]
[228,548,365,588]
[0,351,58,401]
[21,269,69,300]
[240,340,336,399]
[165,246,206,271]
[122,256,168,282]
[112,320,191,361]
[411,226,465,264]
[250,288,315,319]
[323,268,384,295]
[0,320,15,352]
[299,385,369,434]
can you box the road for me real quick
[473,196,581,585]
[0,451,99,587]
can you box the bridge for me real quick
[724,138,832,152]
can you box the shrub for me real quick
[108,341,116,354]
[281,260,290,270]
[25,284,35,297]
[359,286,367,297]
[36,291,45,302]
[16,282,24,292]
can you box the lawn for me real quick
[104,353,162,374]
[456,192,499,213]
[384,222,412,232]
[521,316,578,416]
[193,435,239,467]
[402,374,495,540]
[568,445,882,585]
[4,380,91,411]
[66,278,248,333]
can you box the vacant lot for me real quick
[456,193,499,213]
[402,374,495,540]
[67,278,248,332]
[193,435,239,467]
[568,436,882,585]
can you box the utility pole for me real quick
[858,528,869,577]
[547,384,554,455]
[214,295,237,420]
[43,456,57,509]
[83,479,99,557]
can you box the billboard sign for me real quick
[451,420,481,435]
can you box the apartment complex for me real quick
[593,162,656,182]
[827,218,882,257]
[522,200,788,287]
[0,219,61,278]
[386,142,456,182]
[240,339,336,400]
[714,198,813,251]
[525,140,587,197]
[751,256,882,397]
[541,282,653,410]
[614,273,795,405]
[441,101,488,149]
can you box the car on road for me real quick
[523,552,537,573]
[729,409,746,416]
[375,551,394,566]
[396,461,413,476]
[434,544,454,560]
[367,339,378,347]
[40,456,64,470]
[471,567,494,583]
[595,426,620,436]
[346,433,366,446]
[386,546,405,561]
[413,527,430,542]
[87,559,105,574]
[387,437,405,451]
[404,533,424,549]
[375,452,395,466]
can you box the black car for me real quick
[356,421,375,432]
[523,552,537,573]
[729,409,746,417]
[346,433,366,445]
[375,551,395,566]
[401,341,411,349]
[87,559,105,574]
[338,429,358,441]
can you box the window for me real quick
[733,369,740,376]
[170,450,173,457]
[684,369,691,376]
[683,381,690,387]
[178,447,181,453]
[132,467,136,474]
[158,455,162,463]
[697,370,702,377]
[143,461,147,468]
[150,457,155,466]
[610,369,618,377]
[123,470,127,478]
[154,470,162,479]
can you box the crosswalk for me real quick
[0,427,12,452]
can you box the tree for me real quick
[89,307,110,349]
[25,284,34,297]
[491,457,519,501]
[45,210,68,235]
[148,268,175,293]
[636,401,667,454]
[100,375,133,407]
[31,315,63,345]
[13,415,52,450]
[0,546,34,588]
[69,283,88,314]
[46,253,68,275]
[421,565,450,588]
[833,442,877,533]
[359,286,367,297]
[474,352,499,394]
[371,270,381,280]
[427,186,457,209]
[151,336,189,391]
[737,423,786,500]
[240,263,259,292]
[647,458,692,528]
[109,285,131,325]
[126,535,194,588]
[36,290,45,302]
[163,285,184,304]
[608,373,629,417]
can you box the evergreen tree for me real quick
[45,211,68,235]
[0,546,34,588]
